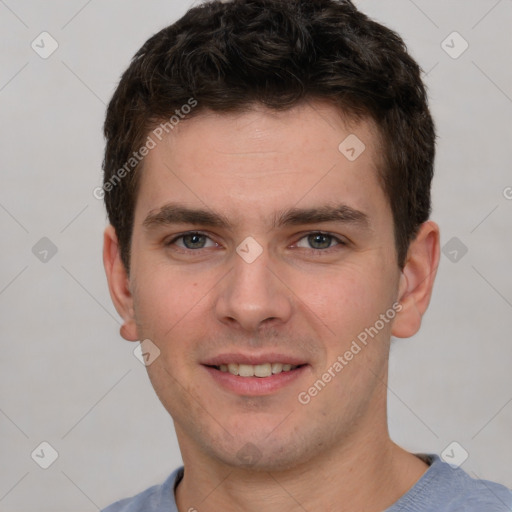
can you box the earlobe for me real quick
[392,221,440,339]
[103,225,139,342]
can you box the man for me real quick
[100,0,512,510]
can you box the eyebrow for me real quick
[143,203,371,231]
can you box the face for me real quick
[114,101,408,470]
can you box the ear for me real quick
[392,221,440,338]
[103,225,139,342]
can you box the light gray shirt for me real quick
[102,454,512,511]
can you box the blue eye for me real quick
[296,232,345,251]
[166,231,346,253]
[168,232,217,250]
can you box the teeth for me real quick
[218,363,299,377]
[271,363,283,374]
[238,364,254,377]
[254,363,272,377]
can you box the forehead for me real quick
[134,101,390,230]
[159,101,382,166]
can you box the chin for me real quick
[205,431,321,474]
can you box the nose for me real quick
[215,245,293,333]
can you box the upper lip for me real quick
[202,353,308,366]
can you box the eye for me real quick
[167,232,218,250]
[295,232,346,251]
[166,231,346,253]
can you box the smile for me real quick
[215,363,301,378]
[203,362,308,396]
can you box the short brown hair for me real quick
[102,0,435,271]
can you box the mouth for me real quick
[202,355,309,395]
[210,362,304,378]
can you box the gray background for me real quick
[1,0,511,510]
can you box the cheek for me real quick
[132,264,209,341]
[292,264,387,334]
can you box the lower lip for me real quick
[203,365,309,395]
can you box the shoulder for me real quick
[450,471,512,511]
[101,467,183,512]
[390,454,512,512]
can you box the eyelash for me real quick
[166,231,347,254]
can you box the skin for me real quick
[104,100,440,512]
